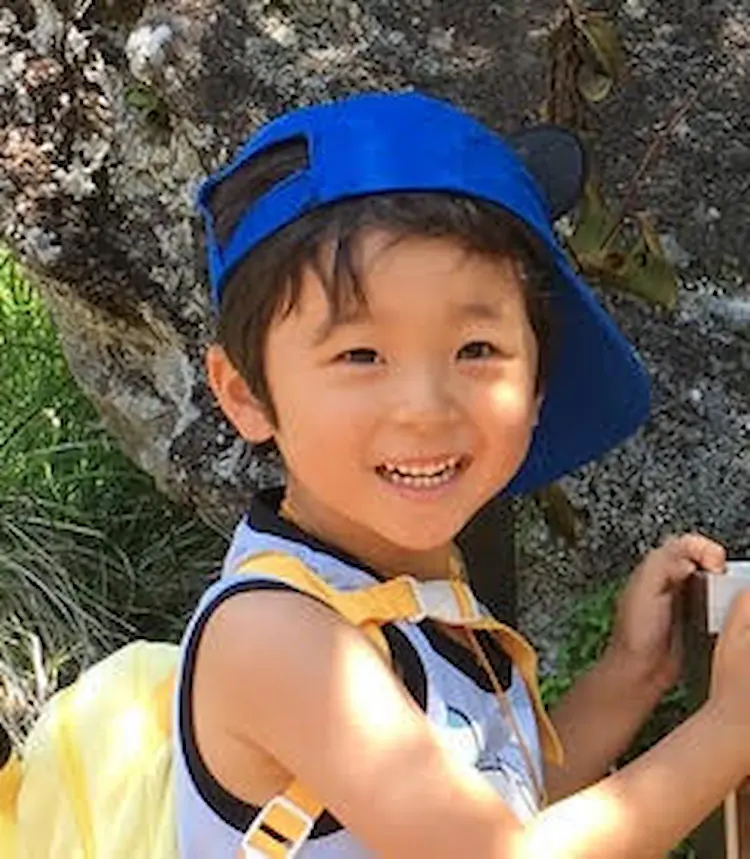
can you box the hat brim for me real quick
[505,243,650,495]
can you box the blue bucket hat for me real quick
[197,91,650,495]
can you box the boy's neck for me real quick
[279,493,455,582]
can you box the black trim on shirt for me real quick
[247,488,387,581]
[419,623,512,690]
[180,579,428,836]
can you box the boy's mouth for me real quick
[375,455,468,488]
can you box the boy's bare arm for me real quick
[548,533,728,801]
[545,647,667,801]
[535,589,750,856]
[195,590,524,857]
[195,588,750,859]
[530,698,747,858]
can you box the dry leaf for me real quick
[573,11,625,104]
[577,64,614,103]
[576,12,625,80]
[535,484,586,545]
[566,186,678,308]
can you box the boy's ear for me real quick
[205,344,274,443]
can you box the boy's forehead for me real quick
[289,236,525,343]
[313,226,521,288]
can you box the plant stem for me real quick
[600,84,706,252]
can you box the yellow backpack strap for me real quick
[236,551,421,660]
[238,551,562,765]
[486,625,563,767]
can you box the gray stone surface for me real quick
[0,0,747,649]
[519,283,749,661]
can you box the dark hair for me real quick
[206,138,554,426]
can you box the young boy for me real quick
[180,91,750,858]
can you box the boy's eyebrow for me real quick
[312,305,373,346]
[311,301,505,345]
[454,301,505,322]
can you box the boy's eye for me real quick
[458,341,499,360]
[336,348,381,364]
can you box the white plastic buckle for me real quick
[402,575,428,623]
[242,795,315,858]
[416,579,484,625]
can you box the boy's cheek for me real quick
[485,388,539,436]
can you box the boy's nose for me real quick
[389,367,459,428]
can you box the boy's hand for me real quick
[606,533,726,694]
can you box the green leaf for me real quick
[566,181,619,259]
[124,84,159,112]
[608,215,678,308]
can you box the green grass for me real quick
[0,251,226,741]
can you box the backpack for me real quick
[0,550,561,858]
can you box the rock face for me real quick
[1,0,747,639]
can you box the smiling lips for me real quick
[376,456,467,488]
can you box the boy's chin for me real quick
[375,520,466,554]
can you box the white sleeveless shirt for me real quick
[173,494,545,857]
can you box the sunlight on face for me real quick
[488,374,541,426]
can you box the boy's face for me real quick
[209,229,541,573]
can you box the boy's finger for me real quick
[631,555,696,600]
[664,557,699,585]
[663,533,726,573]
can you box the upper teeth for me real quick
[382,457,460,477]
